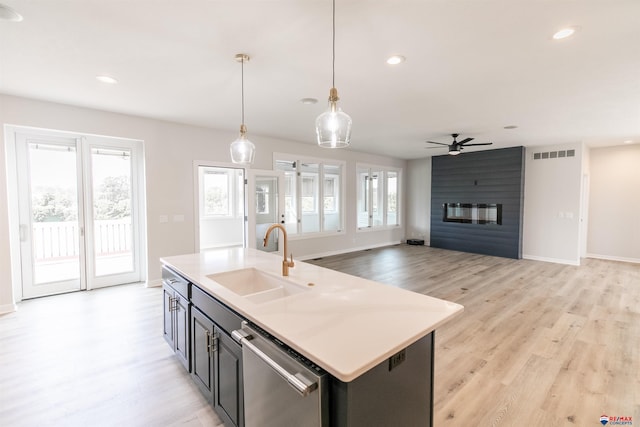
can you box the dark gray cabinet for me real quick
[214,329,243,427]
[191,306,215,401]
[162,266,190,371]
[190,286,244,427]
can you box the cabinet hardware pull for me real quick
[212,331,219,353]
[205,330,211,356]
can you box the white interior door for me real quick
[246,170,285,252]
[14,130,144,298]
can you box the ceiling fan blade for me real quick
[457,137,474,145]
[463,142,493,146]
[425,141,450,146]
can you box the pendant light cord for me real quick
[241,57,245,126]
[332,0,336,88]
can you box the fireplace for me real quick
[443,203,502,225]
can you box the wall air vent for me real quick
[533,149,575,160]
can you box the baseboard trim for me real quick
[0,303,18,315]
[522,254,580,266]
[586,253,640,264]
[298,240,403,261]
[146,279,162,288]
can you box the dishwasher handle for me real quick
[232,329,318,397]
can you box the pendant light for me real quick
[315,0,352,148]
[230,53,256,165]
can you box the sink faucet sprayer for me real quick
[263,224,295,276]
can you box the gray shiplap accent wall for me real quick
[430,146,525,259]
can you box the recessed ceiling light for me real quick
[553,27,578,40]
[503,125,518,130]
[300,98,318,105]
[386,55,406,65]
[624,140,633,144]
[0,3,23,21]
[96,75,118,84]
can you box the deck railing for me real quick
[32,219,132,261]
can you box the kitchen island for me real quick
[161,247,463,427]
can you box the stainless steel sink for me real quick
[207,268,309,303]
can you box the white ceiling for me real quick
[1,0,639,159]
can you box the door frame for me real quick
[4,125,147,301]
[192,160,246,253]
[246,169,285,252]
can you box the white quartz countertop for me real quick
[161,248,463,382]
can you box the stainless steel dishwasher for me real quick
[232,322,328,427]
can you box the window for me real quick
[203,171,230,216]
[275,155,344,236]
[357,164,402,229]
[200,167,243,218]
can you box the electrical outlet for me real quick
[388,349,406,371]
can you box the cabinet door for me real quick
[214,329,244,427]
[175,294,190,371]
[191,307,214,403]
[162,286,175,348]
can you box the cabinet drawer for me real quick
[162,266,189,299]
[192,285,244,335]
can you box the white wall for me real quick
[200,218,244,249]
[0,94,406,311]
[587,144,640,262]
[406,158,431,244]
[522,143,584,265]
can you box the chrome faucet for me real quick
[263,223,295,276]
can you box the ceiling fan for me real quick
[425,133,493,156]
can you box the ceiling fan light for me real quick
[448,147,461,155]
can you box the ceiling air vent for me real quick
[533,149,575,160]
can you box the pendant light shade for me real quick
[316,0,352,148]
[230,124,256,164]
[230,54,256,165]
[316,88,352,148]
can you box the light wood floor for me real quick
[308,245,640,426]
[1,245,638,426]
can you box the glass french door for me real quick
[246,170,285,252]
[15,131,142,299]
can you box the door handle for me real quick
[232,329,318,397]
[19,224,28,242]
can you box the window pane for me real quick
[357,168,370,228]
[386,171,398,226]
[275,160,298,235]
[300,163,320,233]
[204,172,230,216]
[256,184,269,214]
[323,164,341,232]
[91,147,134,276]
[372,169,384,226]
